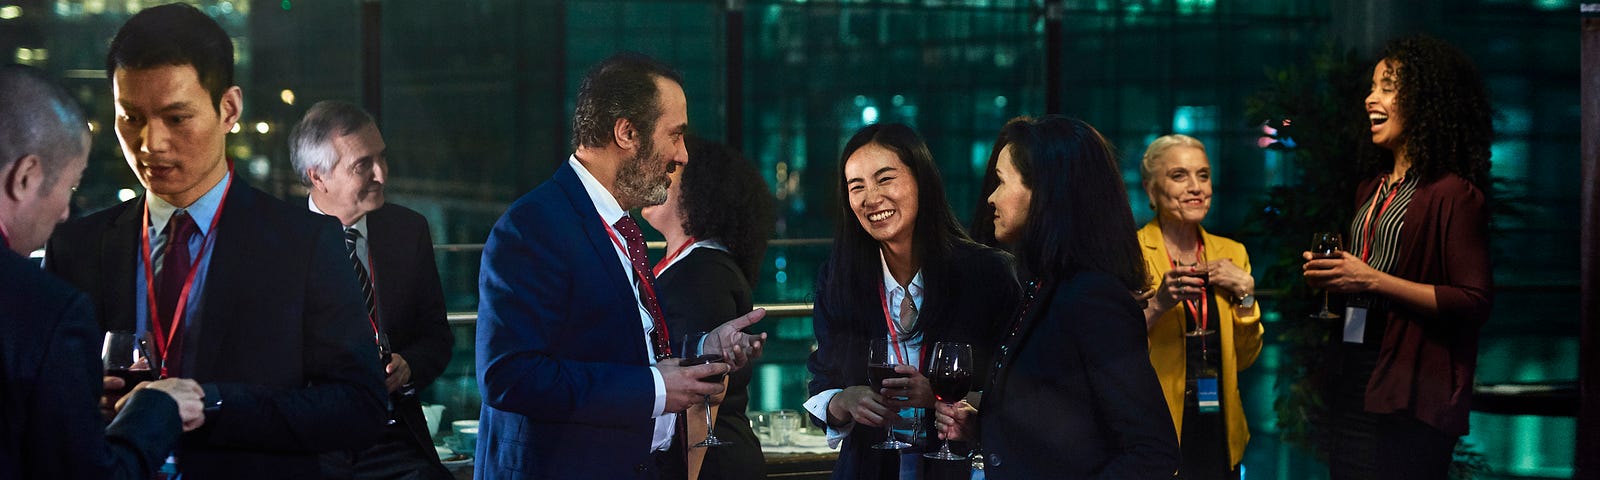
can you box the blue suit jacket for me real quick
[475,161,664,479]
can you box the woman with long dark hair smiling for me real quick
[935,116,1178,479]
[803,123,1019,479]
[1302,35,1494,479]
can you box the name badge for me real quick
[1196,377,1220,414]
[1343,304,1369,344]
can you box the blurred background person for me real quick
[290,100,454,480]
[935,116,1178,479]
[1136,134,1263,479]
[1,63,206,480]
[642,135,776,479]
[803,123,1019,479]
[1302,35,1494,480]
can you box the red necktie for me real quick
[611,216,672,360]
[154,210,197,376]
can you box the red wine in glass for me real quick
[682,354,728,382]
[929,371,971,403]
[683,332,731,447]
[924,342,973,460]
[1310,232,1343,319]
[868,338,913,450]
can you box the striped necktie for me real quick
[344,227,379,329]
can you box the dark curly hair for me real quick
[678,136,775,286]
[1360,35,1494,190]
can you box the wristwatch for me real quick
[1235,293,1256,309]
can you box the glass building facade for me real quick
[6,0,1580,477]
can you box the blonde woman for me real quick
[1138,134,1264,479]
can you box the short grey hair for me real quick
[1139,133,1207,188]
[0,65,88,186]
[289,100,374,186]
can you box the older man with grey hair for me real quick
[1,64,207,479]
[289,100,454,480]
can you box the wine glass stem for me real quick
[703,397,714,432]
[1322,291,1331,313]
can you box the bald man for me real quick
[0,64,206,479]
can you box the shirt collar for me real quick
[657,239,730,275]
[878,249,924,299]
[569,155,627,226]
[308,196,369,238]
[148,170,231,236]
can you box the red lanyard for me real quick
[602,220,672,359]
[876,283,929,367]
[0,221,10,250]
[651,236,697,277]
[1358,174,1404,263]
[140,171,233,378]
[1166,237,1208,335]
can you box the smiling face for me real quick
[844,143,919,250]
[987,144,1032,244]
[1145,145,1212,226]
[310,122,387,225]
[113,63,240,207]
[614,76,688,209]
[1365,58,1406,152]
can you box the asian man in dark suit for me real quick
[475,52,767,479]
[0,63,207,480]
[290,100,455,480]
[43,5,385,478]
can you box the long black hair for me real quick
[1359,35,1494,190]
[678,136,775,286]
[1000,116,1147,291]
[818,123,971,337]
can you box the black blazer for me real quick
[365,203,454,456]
[1,248,183,479]
[656,247,764,480]
[980,271,1179,479]
[807,241,1021,480]
[44,180,387,478]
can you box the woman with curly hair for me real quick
[642,135,775,479]
[803,123,1020,479]
[1301,35,1494,479]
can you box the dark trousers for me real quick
[321,421,452,480]
[1326,346,1455,480]
[1179,392,1238,480]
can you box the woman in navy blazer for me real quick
[806,123,1020,479]
[937,116,1179,479]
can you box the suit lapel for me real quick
[193,180,252,376]
[100,200,143,332]
[366,206,399,333]
[552,162,634,305]
[988,279,1057,405]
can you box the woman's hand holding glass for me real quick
[1203,258,1254,297]
[1301,250,1382,294]
[932,399,977,442]
[878,364,934,410]
[1152,264,1209,312]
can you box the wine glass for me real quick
[867,338,912,450]
[682,332,730,447]
[1311,232,1343,320]
[1181,260,1215,337]
[923,342,972,460]
[102,331,153,395]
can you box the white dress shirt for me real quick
[570,155,675,451]
[802,249,924,450]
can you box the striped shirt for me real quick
[1348,174,1418,274]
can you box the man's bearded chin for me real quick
[616,149,669,208]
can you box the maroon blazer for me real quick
[1356,173,1493,436]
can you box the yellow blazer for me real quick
[1137,221,1264,467]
